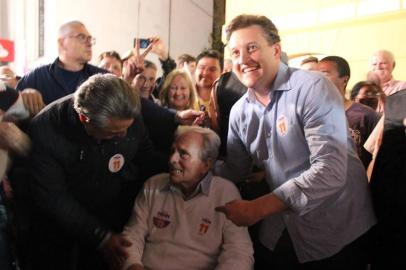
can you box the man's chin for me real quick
[241,79,257,89]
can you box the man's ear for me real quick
[205,158,214,171]
[57,37,65,49]
[273,42,282,59]
[78,113,90,123]
[393,61,396,70]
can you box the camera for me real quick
[134,38,150,49]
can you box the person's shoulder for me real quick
[17,63,53,89]
[144,173,170,189]
[31,95,73,126]
[230,90,249,111]
[211,176,240,197]
[289,67,325,86]
[86,63,109,75]
[350,102,378,116]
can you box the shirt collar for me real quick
[382,78,395,87]
[271,62,292,92]
[245,62,292,103]
[164,171,213,199]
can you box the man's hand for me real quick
[215,199,260,226]
[123,39,153,84]
[176,109,205,125]
[21,88,45,116]
[100,234,132,270]
[0,121,30,155]
[216,194,287,227]
[246,170,265,183]
[149,37,169,61]
[131,74,146,94]
[126,264,145,270]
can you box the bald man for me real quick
[369,50,406,96]
[16,21,107,115]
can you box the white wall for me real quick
[40,0,213,76]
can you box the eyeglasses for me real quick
[69,33,96,45]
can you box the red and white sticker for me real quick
[199,218,212,235]
[108,154,125,173]
[277,115,288,136]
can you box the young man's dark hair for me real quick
[320,56,351,78]
[176,54,196,67]
[301,56,318,66]
[196,49,223,70]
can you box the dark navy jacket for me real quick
[16,58,107,104]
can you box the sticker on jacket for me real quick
[108,154,125,173]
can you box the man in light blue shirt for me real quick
[215,14,376,269]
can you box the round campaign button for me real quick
[108,153,125,173]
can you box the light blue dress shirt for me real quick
[220,63,376,262]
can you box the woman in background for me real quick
[160,70,199,111]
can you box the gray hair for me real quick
[175,126,220,163]
[58,20,85,37]
[73,74,140,129]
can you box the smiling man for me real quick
[119,126,253,270]
[215,15,376,270]
[26,74,166,270]
[195,50,222,111]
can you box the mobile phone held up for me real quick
[134,38,150,49]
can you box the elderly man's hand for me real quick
[21,88,45,116]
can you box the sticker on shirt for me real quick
[153,211,171,228]
[277,115,289,137]
[198,218,212,235]
[108,154,125,173]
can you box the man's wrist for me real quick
[174,111,181,124]
[158,52,169,61]
[97,231,112,249]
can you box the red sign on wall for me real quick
[0,39,15,62]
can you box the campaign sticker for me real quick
[108,154,125,173]
[153,217,170,228]
[277,115,288,136]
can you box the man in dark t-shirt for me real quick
[318,56,380,168]
[346,102,380,167]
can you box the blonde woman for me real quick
[160,69,199,111]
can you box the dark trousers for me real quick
[254,229,372,270]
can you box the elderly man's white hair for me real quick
[58,20,85,38]
[175,125,220,164]
[371,50,396,68]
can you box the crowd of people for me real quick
[0,14,405,270]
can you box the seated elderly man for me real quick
[120,125,254,270]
